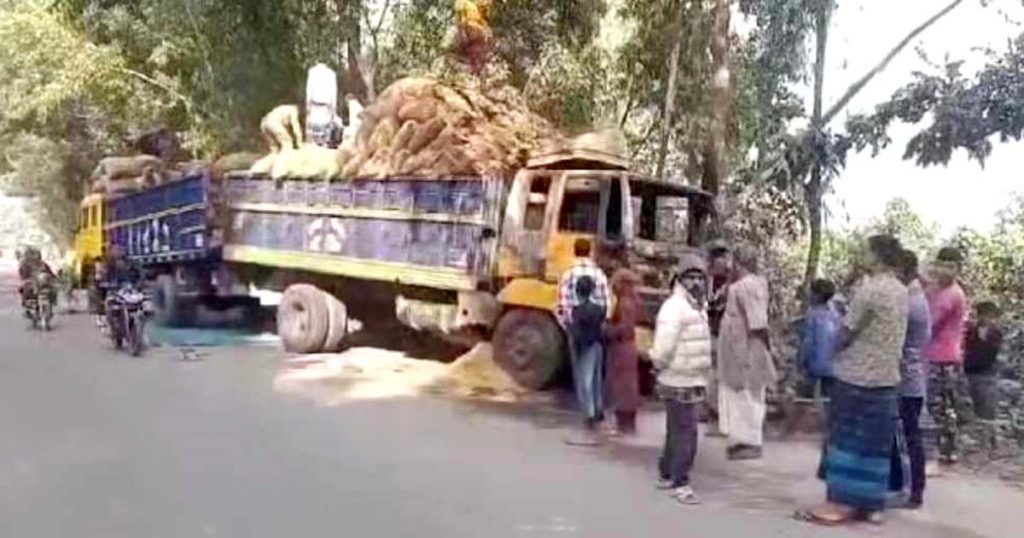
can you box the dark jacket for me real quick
[964,323,1003,375]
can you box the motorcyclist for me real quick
[94,245,143,328]
[18,246,56,308]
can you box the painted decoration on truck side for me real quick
[306,217,347,253]
[223,176,504,282]
[105,171,216,265]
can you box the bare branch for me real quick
[115,67,193,112]
[821,0,964,125]
[374,0,392,36]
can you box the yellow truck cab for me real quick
[71,193,105,288]
[490,147,710,388]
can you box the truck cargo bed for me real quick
[106,170,218,266]
[222,174,505,291]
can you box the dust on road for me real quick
[273,342,543,405]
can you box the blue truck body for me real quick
[222,174,505,291]
[105,170,221,268]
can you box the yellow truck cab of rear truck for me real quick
[71,193,106,288]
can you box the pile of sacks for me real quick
[89,155,167,194]
[253,77,563,180]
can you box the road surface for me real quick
[0,271,1017,537]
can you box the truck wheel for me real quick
[492,309,565,390]
[151,274,182,327]
[277,284,329,353]
[321,291,348,352]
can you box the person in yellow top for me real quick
[454,0,493,74]
[455,0,492,30]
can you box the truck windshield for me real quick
[629,181,690,244]
[558,179,601,233]
[558,177,624,237]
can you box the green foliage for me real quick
[847,33,1024,168]
[0,134,79,246]
[0,1,175,248]
[491,0,608,87]
[0,1,169,136]
[615,0,717,176]
[523,44,614,131]
[376,0,452,87]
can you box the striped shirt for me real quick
[557,259,609,324]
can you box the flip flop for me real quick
[792,509,848,527]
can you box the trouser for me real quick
[572,343,605,422]
[890,397,925,502]
[968,373,999,421]
[927,365,962,460]
[659,400,699,488]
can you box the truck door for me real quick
[498,170,557,278]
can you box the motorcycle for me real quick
[23,272,55,331]
[105,284,152,357]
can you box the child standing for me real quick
[800,278,840,393]
[964,301,1004,423]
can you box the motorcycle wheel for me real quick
[41,301,52,331]
[110,320,124,349]
[128,317,145,357]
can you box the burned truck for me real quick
[222,144,709,388]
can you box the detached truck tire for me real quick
[277,284,330,353]
[321,291,348,352]
[492,308,565,390]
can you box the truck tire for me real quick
[151,274,182,327]
[277,284,330,353]
[321,291,349,352]
[492,309,565,390]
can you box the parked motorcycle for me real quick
[105,284,152,356]
[23,272,55,331]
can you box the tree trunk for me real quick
[803,2,831,292]
[655,5,686,182]
[337,0,369,101]
[697,0,731,240]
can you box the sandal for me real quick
[792,509,849,527]
[671,486,700,505]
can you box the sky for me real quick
[817,0,1024,234]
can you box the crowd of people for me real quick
[796,238,1003,526]
[555,238,774,505]
[554,235,1005,521]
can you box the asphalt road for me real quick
[0,272,1016,537]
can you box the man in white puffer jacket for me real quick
[650,251,713,505]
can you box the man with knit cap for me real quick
[650,250,713,505]
[716,245,775,460]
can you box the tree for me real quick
[847,31,1024,168]
[0,1,173,247]
[748,0,964,292]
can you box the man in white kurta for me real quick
[716,246,776,460]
